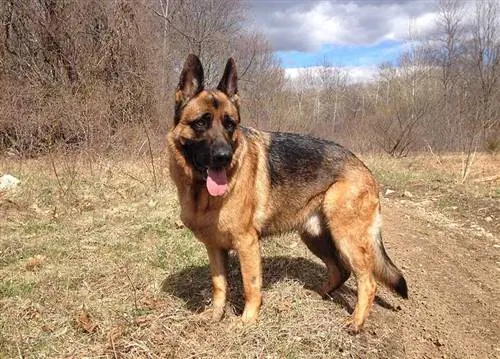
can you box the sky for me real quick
[245,0,445,82]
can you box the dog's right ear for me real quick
[175,54,204,124]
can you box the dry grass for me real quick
[363,152,499,235]
[364,152,500,188]
[0,153,378,358]
[1,152,497,358]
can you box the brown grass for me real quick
[0,152,497,358]
[364,152,500,235]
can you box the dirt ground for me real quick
[360,154,500,358]
[0,153,498,358]
[366,196,499,358]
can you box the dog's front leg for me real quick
[237,233,262,323]
[204,245,228,321]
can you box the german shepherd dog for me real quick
[167,54,408,333]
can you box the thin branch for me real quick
[153,9,198,44]
[239,47,257,80]
[141,119,158,190]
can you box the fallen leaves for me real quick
[106,325,125,348]
[25,254,47,271]
[75,306,98,333]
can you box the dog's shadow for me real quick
[162,255,397,315]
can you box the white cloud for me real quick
[248,0,442,51]
[347,66,379,83]
[284,65,378,84]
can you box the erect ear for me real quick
[174,54,204,125]
[217,58,238,100]
[176,54,204,104]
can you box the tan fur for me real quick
[168,90,271,322]
[322,165,381,330]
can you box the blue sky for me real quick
[276,40,403,68]
[246,0,442,81]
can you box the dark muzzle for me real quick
[210,141,233,168]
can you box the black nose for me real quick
[211,144,233,168]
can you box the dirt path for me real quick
[372,197,500,359]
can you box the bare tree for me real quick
[437,0,465,134]
[457,0,500,179]
[468,0,499,140]
[155,0,244,85]
[375,46,435,157]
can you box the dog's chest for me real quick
[179,192,251,248]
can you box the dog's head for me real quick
[171,54,241,197]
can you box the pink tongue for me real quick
[206,168,228,196]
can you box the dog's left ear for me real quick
[217,58,239,103]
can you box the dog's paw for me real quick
[342,319,362,335]
[241,308,258,324]
[198,306,225,322]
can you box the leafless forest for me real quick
[0,0,498,159]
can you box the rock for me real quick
[0,174,20,191]
[385,188,396,196]
[147,199,158,208]
[433,338,445,347]
[403,190,414,198]
[485,216,493,222]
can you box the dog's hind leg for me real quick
[300,216,351,296]
[323,174,380,333]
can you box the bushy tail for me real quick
[373,230,408,299]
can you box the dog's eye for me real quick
[223,116,236,133]
[191,114,211,132]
